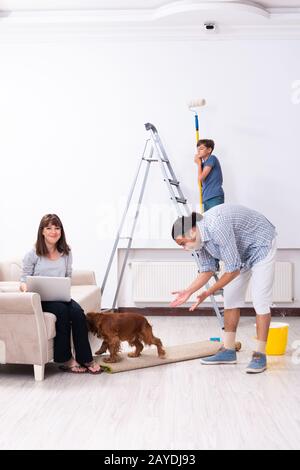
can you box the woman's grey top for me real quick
[20,248,73,283]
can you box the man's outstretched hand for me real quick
[170,290,191,308]
[189,291,209,311]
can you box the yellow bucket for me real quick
[266,322,289,355]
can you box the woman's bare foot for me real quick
[84,360,102,374]
[60,357,87,373]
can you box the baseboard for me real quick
[118,307,300,316]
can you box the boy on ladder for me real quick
[194,139,224,212]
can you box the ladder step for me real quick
[143,158,169,163]
[175,197,187,204]
[213,289,224,296]
[167,179,180,186]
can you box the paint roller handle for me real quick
[194,114,199,132]
[145,123,157,133]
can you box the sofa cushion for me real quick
[0,261,22,282]
[43,312,57,340]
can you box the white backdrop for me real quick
[0,38,300,303]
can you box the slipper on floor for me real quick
[59,365,87,374]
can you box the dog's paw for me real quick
[159,349,166,358]
[95,350,104,355]
[128,352,141,358]
[103,357,114,363]
[103,356,120,363]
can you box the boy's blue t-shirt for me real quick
[202,154,224,202]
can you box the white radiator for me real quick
[245,261,293,303]
[132,261,293,303]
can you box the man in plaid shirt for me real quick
[170,204,277,374]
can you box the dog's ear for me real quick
[86,313,93,331]
[86,312,105,331]
[87,312,101,320]
[86,312,99,332]
[95,313,105,328]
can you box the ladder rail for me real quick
[147,124,188,202]
[146,124,187,218]
[152,130,188,206]
[192,253,224,329]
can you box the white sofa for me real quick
[0,260,101,381]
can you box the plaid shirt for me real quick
[196,204,276,273]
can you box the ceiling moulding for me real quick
[155,1,270,21]
[269,7,300,21]
[0,1,271,24]
[1,25,300,43]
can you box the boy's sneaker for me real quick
[200,347,237,365]
[246,352,267,374]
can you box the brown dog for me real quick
[86,311,166,363]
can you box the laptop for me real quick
[26,276,71,302]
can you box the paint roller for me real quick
[188,98,206,213]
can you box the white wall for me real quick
[0,36,299,307]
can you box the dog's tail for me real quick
[140,321,166,357]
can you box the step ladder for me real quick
[101,123,224,329]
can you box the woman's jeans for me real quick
[41,299,93,364]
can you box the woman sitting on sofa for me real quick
[20,213,101,374]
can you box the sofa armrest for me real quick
[0,292,50,365]
[71,270,97,286]
[0,292,42,315]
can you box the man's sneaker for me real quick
[246,352,267,374]
[200,347,237,365]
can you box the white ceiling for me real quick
[0,1,300,39]
[1,1,300,11]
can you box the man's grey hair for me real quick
[171,212,203,240]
